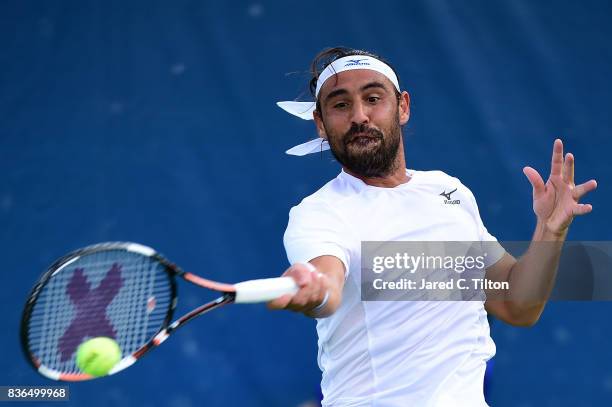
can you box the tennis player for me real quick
[268,47,597,406]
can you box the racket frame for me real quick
[20,242,237,381]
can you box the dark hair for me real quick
[309,47,401,113]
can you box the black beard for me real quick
[326,120,401,178]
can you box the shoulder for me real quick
[284,176,355,244]
[288,175,349,218]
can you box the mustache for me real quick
[343,124,384,146]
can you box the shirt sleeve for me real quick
[283,201,351,278]
[464,187,506,268]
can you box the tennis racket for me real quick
[20,241,297,381]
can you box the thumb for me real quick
[523,166,545,198]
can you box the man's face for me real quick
[314,70,410,178]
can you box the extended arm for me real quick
[485,139,597,326]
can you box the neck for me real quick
[344,146,410,188]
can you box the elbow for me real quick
[504,305,544,327]
[508,315,540,327]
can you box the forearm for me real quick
[504,221,567,321]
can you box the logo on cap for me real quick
[344,59,371,67]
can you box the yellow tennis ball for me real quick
[76,337,122,377]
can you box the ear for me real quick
[313,110,327,140]
[398,91,410,125]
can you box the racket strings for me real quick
[27,249,173,374]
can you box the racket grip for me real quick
[234,277,298,303]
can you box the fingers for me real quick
[523,166,545,198]
[288,263,317,287]
[288,269,327,311]
[562,152,574,184]
[573,203,593,216]
[573,179,598,200]
[550,138,564,177]
[267,293,294,310]
[267,263,328,313]
[571,178,596,217]
[267,264,313,310]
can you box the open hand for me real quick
[523,139,597,235]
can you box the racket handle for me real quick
[234,277,298,303]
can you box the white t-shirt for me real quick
[284,169,506,407]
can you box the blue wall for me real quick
[1,1,610,405]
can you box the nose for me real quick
[350,101,369,124]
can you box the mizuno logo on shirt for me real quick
[440,188,460,205]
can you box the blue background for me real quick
[1,0,610,406]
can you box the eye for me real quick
[367,96,381,104]
[333,102,348,109]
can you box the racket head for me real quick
[20,242,179,381]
